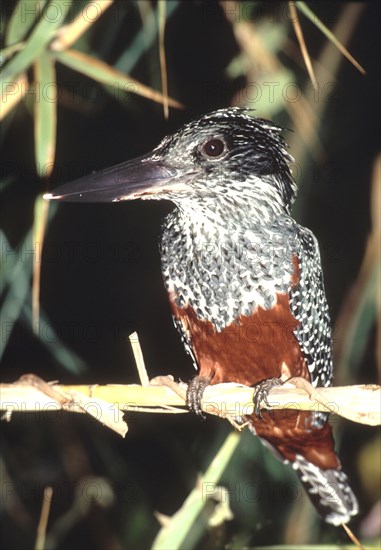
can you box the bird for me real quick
[44,107,358,526]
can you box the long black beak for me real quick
[44,153,193,203]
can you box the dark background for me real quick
[1,1,380,548]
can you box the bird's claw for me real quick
[186,376,211,418]
[253,378,283,418]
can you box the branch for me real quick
[0,374,379,437]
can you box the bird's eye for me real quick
[201,138,226,159]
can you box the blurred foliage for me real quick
[1,1,380,549]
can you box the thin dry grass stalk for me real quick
[158,0,169,119]
[288,1,317,90]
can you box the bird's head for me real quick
[45,108,296,221]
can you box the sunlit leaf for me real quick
[0,0,72,83]
[33,52,57,175]
[5,0,48,46]
[54,49,183,109]
[50,0,114,52]
[32,195,49,325]
[0,73,29,121]
[152,432,240,549]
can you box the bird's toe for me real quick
[253,377,283,418]
[186,376,211,418]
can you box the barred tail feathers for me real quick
[292,454,358,526]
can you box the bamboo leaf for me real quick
[32,195,50,325]
[33,52,57,174]
[114,1,179,74]
[1,0,72,83]
[0,230,34,361]
[152,432,240,550]
[51,0,114,51]
[0,229,87,373]
[0,73,29,121]
[338,263,380,374]
[21,303,88,374]
[54,49,183,109]
[5,0,49,46]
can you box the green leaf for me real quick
[34,52,57,175]
[21,303,88,374]
[152,431,240,550]
[114,0,179,74]
[0,0,72,83]
[32,194,50,325]
[5,0,49,46]
[0,230,34,360]
[338,262,379,375]
[0,228,87,373]
[54,49,183,108]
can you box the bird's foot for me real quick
[253,377,283,418]
[186,376,211,418]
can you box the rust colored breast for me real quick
[169,292,309,386]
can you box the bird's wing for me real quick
[288,223,334,389]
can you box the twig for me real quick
[129,332,150,387]
[1,375,380,434]
[5,374,128,437]
[150,375,187,400]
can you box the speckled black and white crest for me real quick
[148,107,297,218]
